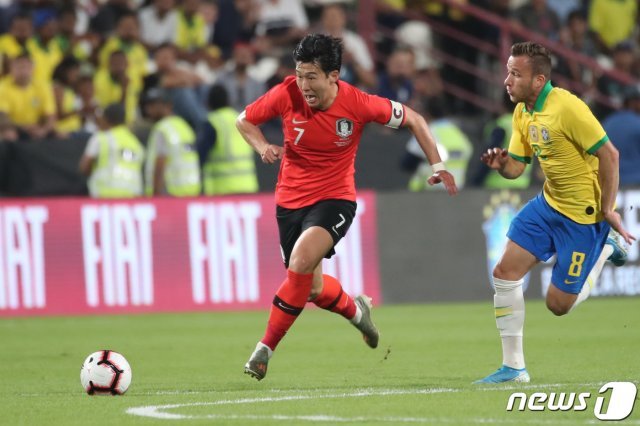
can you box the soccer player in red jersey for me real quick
[238,34,458,380]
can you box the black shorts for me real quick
[276,199,357,267]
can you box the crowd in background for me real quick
[0,0,638,196]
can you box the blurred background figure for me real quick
[603,85,640,187]
[471,92,533,189]
[79,103,145,198]
[254,0,308,53]
[89,0,134,40]
[511,0,560,40]
[138,0,177,49]
[588,0,637,54]
[556,9,598,95]
[142,88,201,197]
[0,12,33,75]
[98,12,148,93]
[316,3,375,90]
[174,0,210,65]
[52,55,83,136]
[0,54,57,140]
[142,42,207,130]
[212,0,258,60]
[401,98,472,191]
[75,75,99,134]
[94,50,140,124]
[377,45,417,106]
[216,42,266,112]
[29,8,63,84]
[595,41,637,118]
[196,85,258,196]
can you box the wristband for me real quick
[431,162,446,173]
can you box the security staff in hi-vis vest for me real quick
[79,103,144,198]
[196,85,258,195]
[401,99,472,191]
[142,88,201,196]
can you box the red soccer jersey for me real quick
[245,76,405,208]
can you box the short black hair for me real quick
[511,42,552,80]
[208,84,229,110]
[292,33,342,74]
[566,9,585,23]
[103,103,126,126]
[52,55,80,83]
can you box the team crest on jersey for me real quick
[336,118,353,138]
[528,125,539,142]
[541,127,550,143]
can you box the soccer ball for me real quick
[80,350,132,395]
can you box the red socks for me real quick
[312,274,357,320]
[260,272,356,351]
[261,270,313,351]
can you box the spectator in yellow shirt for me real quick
[98,12,148,92]
[175,0,209,64]
[0,54,57,140]
[53,56,83,134]
[55,7,96,61]
[30,9,63,83]
[0,13,33,75]
[94,50,141,124]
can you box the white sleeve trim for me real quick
[386,100,405,129]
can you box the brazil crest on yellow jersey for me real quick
[508,81,608,224]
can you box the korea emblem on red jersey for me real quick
[335,118,354,138]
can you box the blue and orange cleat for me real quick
[474,365,530,384]
[606,229,629,267]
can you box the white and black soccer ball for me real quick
[80,350,132,395]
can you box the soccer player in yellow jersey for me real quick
[477,42,636,383]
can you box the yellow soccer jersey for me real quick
[508,81,608,224]
[93,69,141,124]
[0,76,55,126]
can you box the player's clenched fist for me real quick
[480,147,509,170]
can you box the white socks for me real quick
[570,244,613,311]
[256,341,274,359]
[350,304,363,325]
[493,276,526,370]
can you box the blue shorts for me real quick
[507,193,610,294]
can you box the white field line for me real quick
[126,388,458,419]
[125,384,640,423]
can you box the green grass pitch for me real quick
[1,297,639,425]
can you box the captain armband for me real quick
[385,100,405,129]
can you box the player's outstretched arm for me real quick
[595,141,636,245]
[236,110,283,164]
[402,106,458,195]
[480,147,526,179]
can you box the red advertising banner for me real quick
[0,192,380,317]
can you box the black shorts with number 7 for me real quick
[276,199,357,268]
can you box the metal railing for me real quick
[359,0,635,114]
